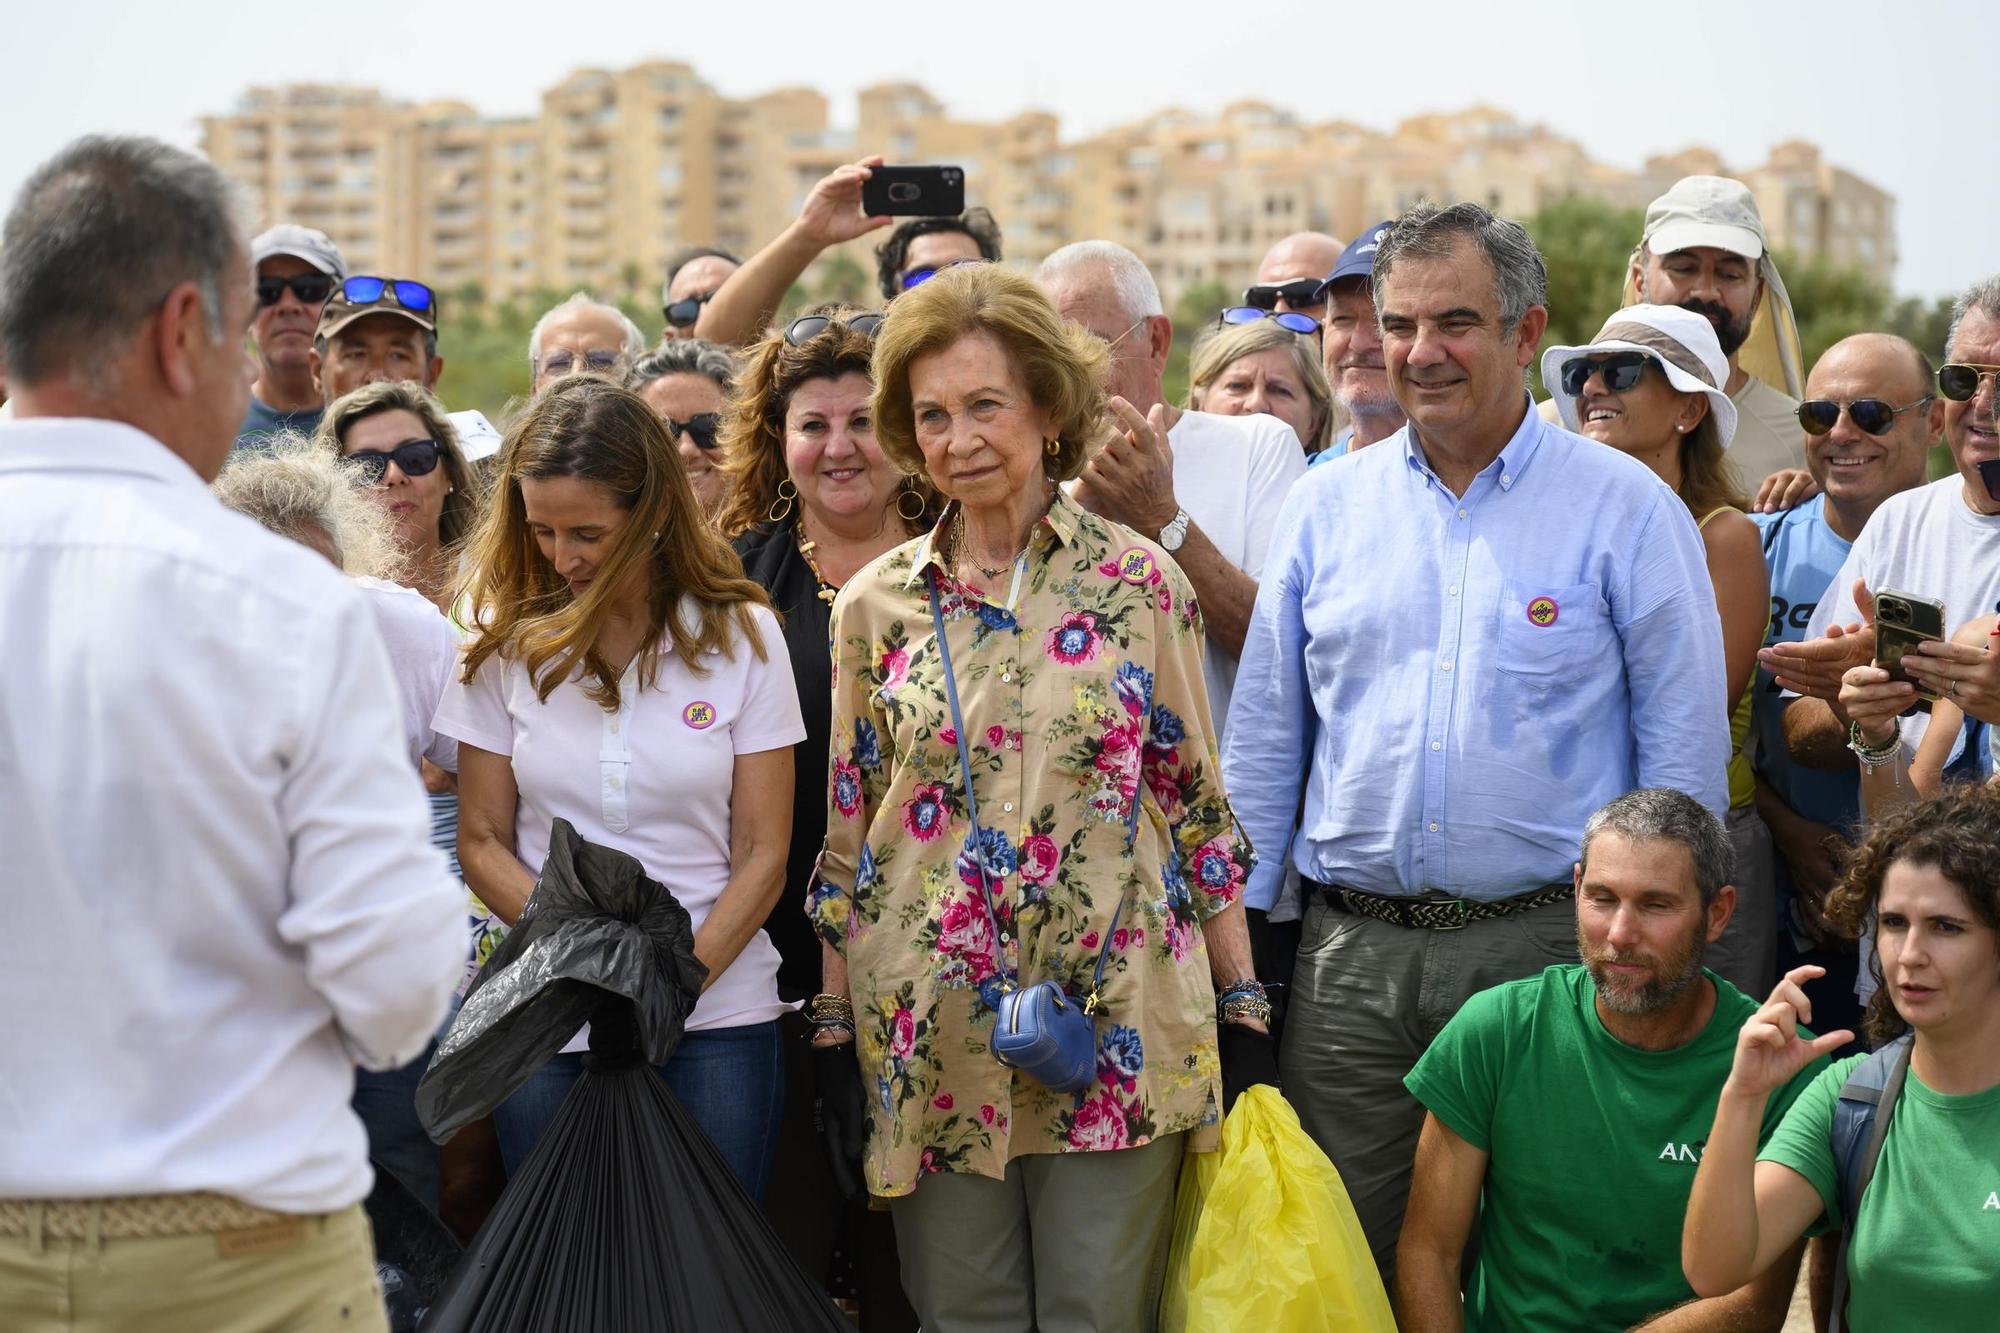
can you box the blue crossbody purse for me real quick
[928,570,1135,1095]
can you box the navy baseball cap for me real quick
[1315,220,1396,299]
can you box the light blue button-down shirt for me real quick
[1223,398,1730,908]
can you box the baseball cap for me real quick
[1541,303,1739,448]
[1641,176,1766,261]
[1315,220,1395,299]
[316,281,438,342]
[251,224,347,280]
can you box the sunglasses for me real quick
[668,413,722,450]
[1796,396,1931,436]
[1241,279,1323,311]
[898,259,980,292]
[539,349,624,377]
[1937,362,2000,402]
[784,313,885,346]
[663,291,714,329]
[340,276,436,316]
[1219,307,1320,336]
[256,272,334,307]
[1559,352,1653,397]
[346,439,442,484]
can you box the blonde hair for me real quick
[1187,319,1334,451]
[458,376,770,711]
[314,379,484,549]
[213,434,405,579]
[871,264,1108,482]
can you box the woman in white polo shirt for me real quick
[435,376,804,1199]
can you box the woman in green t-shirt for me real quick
[1683,784,2000,1331]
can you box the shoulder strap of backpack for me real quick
[1828,1034,1913,1333]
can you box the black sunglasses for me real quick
[346,439,442,483]
[663,291,715,329]
[256,272,335,307]
[340,276,436,316]
[1219,307,1320,336]
[1242,278,1323,311]
[785,313,885,346]
[1796,396,1931,436]
[1560,352,1653,397]
[668,413,722,450]
[1937,362,2000,403]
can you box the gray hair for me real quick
[1372,201,1548,334]
[212,434,404,580]
[1186,317,1333,451]
[1035,241,1165,323]
[1580,789,1732,908]
[1946,274,2000,362]
[626,337,737,397]
[0,135,248,389]
[528,291,646,367]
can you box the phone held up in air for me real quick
[1873,588,1947,702]
[862,165,965,217]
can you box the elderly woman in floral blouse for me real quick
[807,262,1276,1331]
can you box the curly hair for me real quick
[1825,783,2000,1045]
[212,434,405,581]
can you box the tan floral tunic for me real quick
[810,490,1254,1198]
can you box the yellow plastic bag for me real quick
[1161,1086,1396,1332]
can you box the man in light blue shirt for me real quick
[1223,202,1729,1281]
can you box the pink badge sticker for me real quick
[1114,547,1156,585]
[1526,596,1559,627]
[682,701,717,730]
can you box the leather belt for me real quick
[0,1192,303,1242]
[1310,880,1572,931]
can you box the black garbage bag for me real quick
[363,1157,461,1318]
[416,817,709,1142]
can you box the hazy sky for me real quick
[6,0,1992,300]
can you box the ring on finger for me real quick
[1947,677,1960,697]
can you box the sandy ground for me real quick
[1783,1268,1817,1333]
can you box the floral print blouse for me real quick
[811,489,1255,1198]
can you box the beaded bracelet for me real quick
[805,993,855,1025]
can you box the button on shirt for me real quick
[0,418,465,1212]
[1224,401,1729,908]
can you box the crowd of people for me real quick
[1,130,1997,1333]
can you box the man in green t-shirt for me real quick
[1398,789,1825,1331]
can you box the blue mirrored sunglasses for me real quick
[340,276,436,315]
[1218,306,1319,336]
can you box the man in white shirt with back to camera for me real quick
[0,135,463,1333]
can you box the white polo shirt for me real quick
[434,601,805,1036]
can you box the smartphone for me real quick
[1873,588,1947,701]
[862,165,965,217]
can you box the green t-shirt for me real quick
[1404,964,1822,1333]
[1759,1053,2000,1332]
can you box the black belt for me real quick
[1308,879,1572,931]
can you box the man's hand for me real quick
[1753,468,1820,514]
[1076,396,1177,535]
[1761,804,1848,947]
[1902,615,2000,724]
[792,155,892,250]
[1759,578,1877,701]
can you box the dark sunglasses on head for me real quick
[341,276,436,315]
[1937,362,2000,402]
[898,259,980,292]
[663,291,715,329]
[1796,396,1932,436]
[668,413,722,450]
[345,439,442,483]
[256,272,335,307]
[1219,307,1320,336]
[1560,352,1653,397]
[1242,278,1323,311]
[785,313,885,346]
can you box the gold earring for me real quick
[766,478,797,524]
[895,481,927,524]
[1044,437,1061,458]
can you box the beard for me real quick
[1580,917,1709,1015]
[1678,298,1753,357]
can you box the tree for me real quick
[1524,196,1645,393]
[808,252,872,310]
[1164,280,1231,406]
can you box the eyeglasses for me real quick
[345,439,442,483]
[1937,362,2000,402]
[663,291,715,329]
[784,313,885,346]
[1559,352,1654,397]
[340,276,436,316]
[256,272,334,307]
[1796,396,1932,436]
[667,413,722,450]
[1219,307,1320,337]
[1241,279,1323,311]
[538,349,624,377]
[899,259,980,292]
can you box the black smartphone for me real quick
[1873,588,1947,701]
[862,165,965,217]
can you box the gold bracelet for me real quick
[805,993,855,1025]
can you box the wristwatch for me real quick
[1157,507,1191,553]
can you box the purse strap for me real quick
[928,567,1134,1006]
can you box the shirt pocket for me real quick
[1492,580,1609,686]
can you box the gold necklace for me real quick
[794,525,838,605]
[951,513,1025,581]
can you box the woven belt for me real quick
[1312,881,1572,931]
[0,1192,299,1241]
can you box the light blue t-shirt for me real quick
[1750,497,1860,832]
[1306,429,1351,466]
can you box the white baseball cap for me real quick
[1641,176,1767,261]
[1542,303,1739,448]
[251,224,347,280]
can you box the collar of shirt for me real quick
[904,484,1086,590]
[1398,393,1547,501]
[0,415,211,494]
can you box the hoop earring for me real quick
[766,478,797,524]
[1045,437,1061,458]
[895,481,927,524]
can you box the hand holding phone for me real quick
[861,165,965,218]
[1873,588,1947,702]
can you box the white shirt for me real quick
[0,418,465,1212]
[355,576,461,774]
[433,602,805,1041]
[1167,409,1308,736]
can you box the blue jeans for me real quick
[491,1020,785,1201]
[353,1038,441,1213]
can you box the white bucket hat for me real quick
[1542,303,1738,449]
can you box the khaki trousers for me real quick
[0,1199,384,1333]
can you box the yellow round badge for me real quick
[682,700,717,730]
[1525,596,1559,627]
[1115,546,1156,585]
